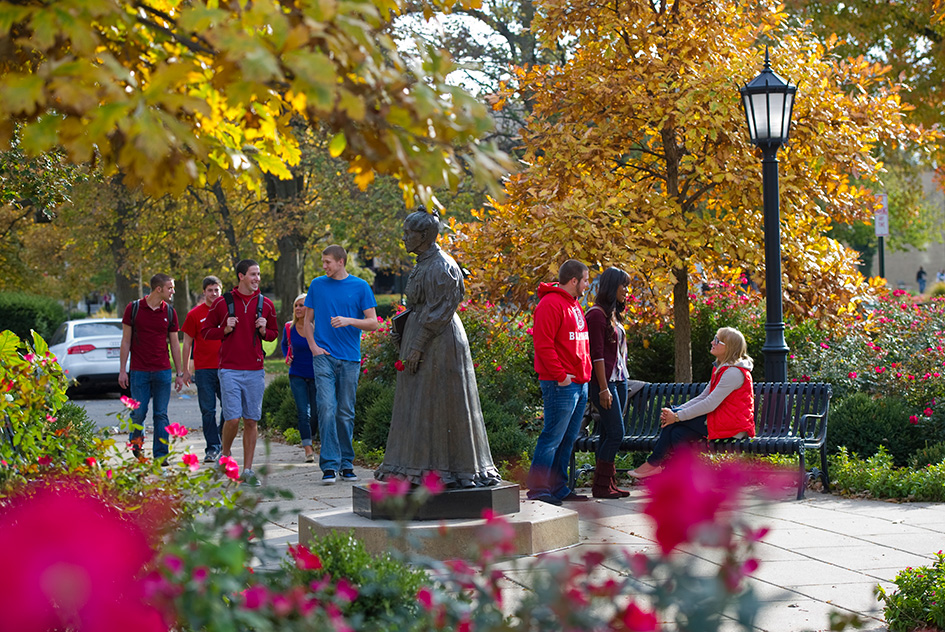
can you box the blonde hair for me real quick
[715,327,751,366]
[292,293,307,327]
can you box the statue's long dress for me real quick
[375,244,500,487]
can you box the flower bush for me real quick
[877,552,945,632]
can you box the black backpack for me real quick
[223,292,265,339]
[130,299,175,344]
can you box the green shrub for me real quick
[877,552,945,632]
[68,310,88,321]
[283,427,301,445]
[374,294,403,320]
[479,395,533,462]
[830,447,945,501]
[260,375,298,432]
[909,441,945,469]
[358,385,396,451]
[53,401,99,453]
[0,292,67,340]
[827,393,942,466]
[294,530,427,631]
[354,379,391,440]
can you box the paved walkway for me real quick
[166,431,943,632]
[84,391,942,632]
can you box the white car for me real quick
[48,319,127,394]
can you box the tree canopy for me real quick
[453,0,934,380]
[0,0,509,203]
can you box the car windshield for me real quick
[73,322,123,339]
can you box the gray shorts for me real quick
[219,369,265,421]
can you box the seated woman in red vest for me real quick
[628,326,755,478]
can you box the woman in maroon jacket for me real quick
[586,267,633,498]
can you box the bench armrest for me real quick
[797,411,827,443]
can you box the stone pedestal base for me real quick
[352,482,520,521]
[298,501,579,559]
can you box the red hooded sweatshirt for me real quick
[201,288,278,371]
[533,282,592,384]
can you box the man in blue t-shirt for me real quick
[303,245,380,484]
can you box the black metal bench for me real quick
[570,381,832,499]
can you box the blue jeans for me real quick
[289,375,318,447]
[128,369,172,460]
[589,380,628,463]
[648,414,707,465]
[194,368,223,455]
[527,380,588,499]
[313,354,360,472]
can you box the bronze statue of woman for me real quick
[375,208,501,488]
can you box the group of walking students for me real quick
[525,261,756,505]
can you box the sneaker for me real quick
[131,445,143,460]
[305,453,315,464]
[322,470,337,484]
[341,469,358,481]
[205,448,222,463]
[241,468,261,487]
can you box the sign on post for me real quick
[875,193,889,237]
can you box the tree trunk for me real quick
[672,265,692,382]
[109,175,139,313]
[267,171,307,354]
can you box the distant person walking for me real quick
[202,260,278,486]
[917,266,928,294]
[303,245,380,484]
[937,269,945,284]
[181,275,224,463]
[119,273,185,463]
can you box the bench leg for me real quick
[568,450,576,491]
[797,449,806,500]
[820,447,830,492]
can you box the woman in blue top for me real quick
[282,293,318,463]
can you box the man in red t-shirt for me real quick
[119,273,184,463]
[181,275,224,463]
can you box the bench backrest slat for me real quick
[611,381,831,442]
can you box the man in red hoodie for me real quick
[526,259,592,505]
[202,260,278,486]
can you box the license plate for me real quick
[106,348,120,358]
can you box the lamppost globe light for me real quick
[739,47,796,383]
[740,47,797,147]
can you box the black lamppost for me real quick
[739,48,796,382]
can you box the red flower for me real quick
[925,408,934,416]
[875,366,886,374]
[394,360,405,371]
[420,470,445,495]
[642,449,740,555]
[218,456,240,481]
[165,423,188,438]
[37,455,52,466]
[85,457,97,468]
[288,544,323,571]
[181,453,200,472]
[416,586,434,610]
[909,415,919,425]
[241,585,269,610]
[618,601,658,631]
[334,578,359,603]
[0,483,165,632]
[848,371,857,379]
[120,395,140,410]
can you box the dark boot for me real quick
[592,460,623,499]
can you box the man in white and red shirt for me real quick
[526,260,592,506]
[203,260,278,486]
[181,275,224,463]
[119,273,184,464]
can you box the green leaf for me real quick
[328,133,347,157]
[0,73,45,115]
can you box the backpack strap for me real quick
[166,304,175,334]
[256,294,264,320]
[223,292,235,317]
[130,298,140,345]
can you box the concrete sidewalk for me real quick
[166,429,943,632]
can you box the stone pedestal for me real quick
[352,482,520,521]
[299,500,579,559]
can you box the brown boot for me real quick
[592,460,623,499]
[608,464,631,498]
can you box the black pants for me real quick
[647,415,707,465]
